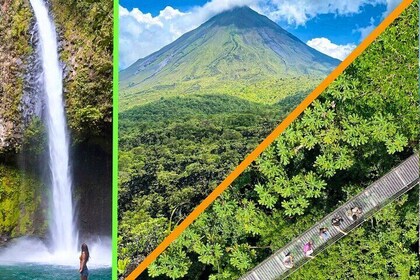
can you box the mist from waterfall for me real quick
[30,0,77,256]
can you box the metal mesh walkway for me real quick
[240,154,419,280]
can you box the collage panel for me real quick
[0,0,419,279]
[0,0,112,279]
[136,1,419,279]
[118,0,419,279]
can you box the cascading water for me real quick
[30,0,78,255]
[0,0,111,272]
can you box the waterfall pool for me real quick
[0,237,112,279]
[0,265,111,280]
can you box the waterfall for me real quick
[0,0,111,268]
[30,0,78,255]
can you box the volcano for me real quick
[119,6,340,109]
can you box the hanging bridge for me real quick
[240,154,419,280]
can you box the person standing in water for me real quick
[79,243,90,280]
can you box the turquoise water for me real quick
[0,264,111,279]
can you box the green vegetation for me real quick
[0,0,33,152]
[121,77,320,110]
[51,0,113,142]
[0,165,46,237]
[118,94,305,271]
[118,2,419,279]
[21,117,46,156]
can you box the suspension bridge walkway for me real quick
[240,154,419,280]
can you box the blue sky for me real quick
[120,0,205,15]
[119,0,400,69]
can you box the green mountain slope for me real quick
[119,6,339,109]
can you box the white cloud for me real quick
[307,38,356,61]
[119,6,189,69]
[121,7,163,27]
[119,0,402,69]
[261,0,402,25]
[263,0,372,25]
[353,17,376,42]
[383,0,401,17]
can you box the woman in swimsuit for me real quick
[79,243,90,280]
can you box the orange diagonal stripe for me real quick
[125,1,413,278]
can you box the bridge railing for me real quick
[240,154,419,280]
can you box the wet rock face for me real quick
[0,47,23,152]
[0,120,19,150]
[0,0,41,154]
[73,141,112,237]
[22,25,43,127]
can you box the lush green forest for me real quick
[118,2,419,279]
[121,77,321,111]
[118,92,311,274]
[118,93,310,213]
[118,7,337,277]
[0,0,112,240]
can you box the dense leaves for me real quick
[118,94,307,274]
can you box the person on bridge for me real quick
[283,253,294,268]
[319,227,331,241]
[303,241,315,258]
[331,216,347,235]
[346,206,363,221]
[351,206,363,220]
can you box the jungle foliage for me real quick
[51,0,113,142]
[0,164,46,238]
[119,2,419,279]
[118,93,308,271]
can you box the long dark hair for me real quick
[81,243,90,262]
